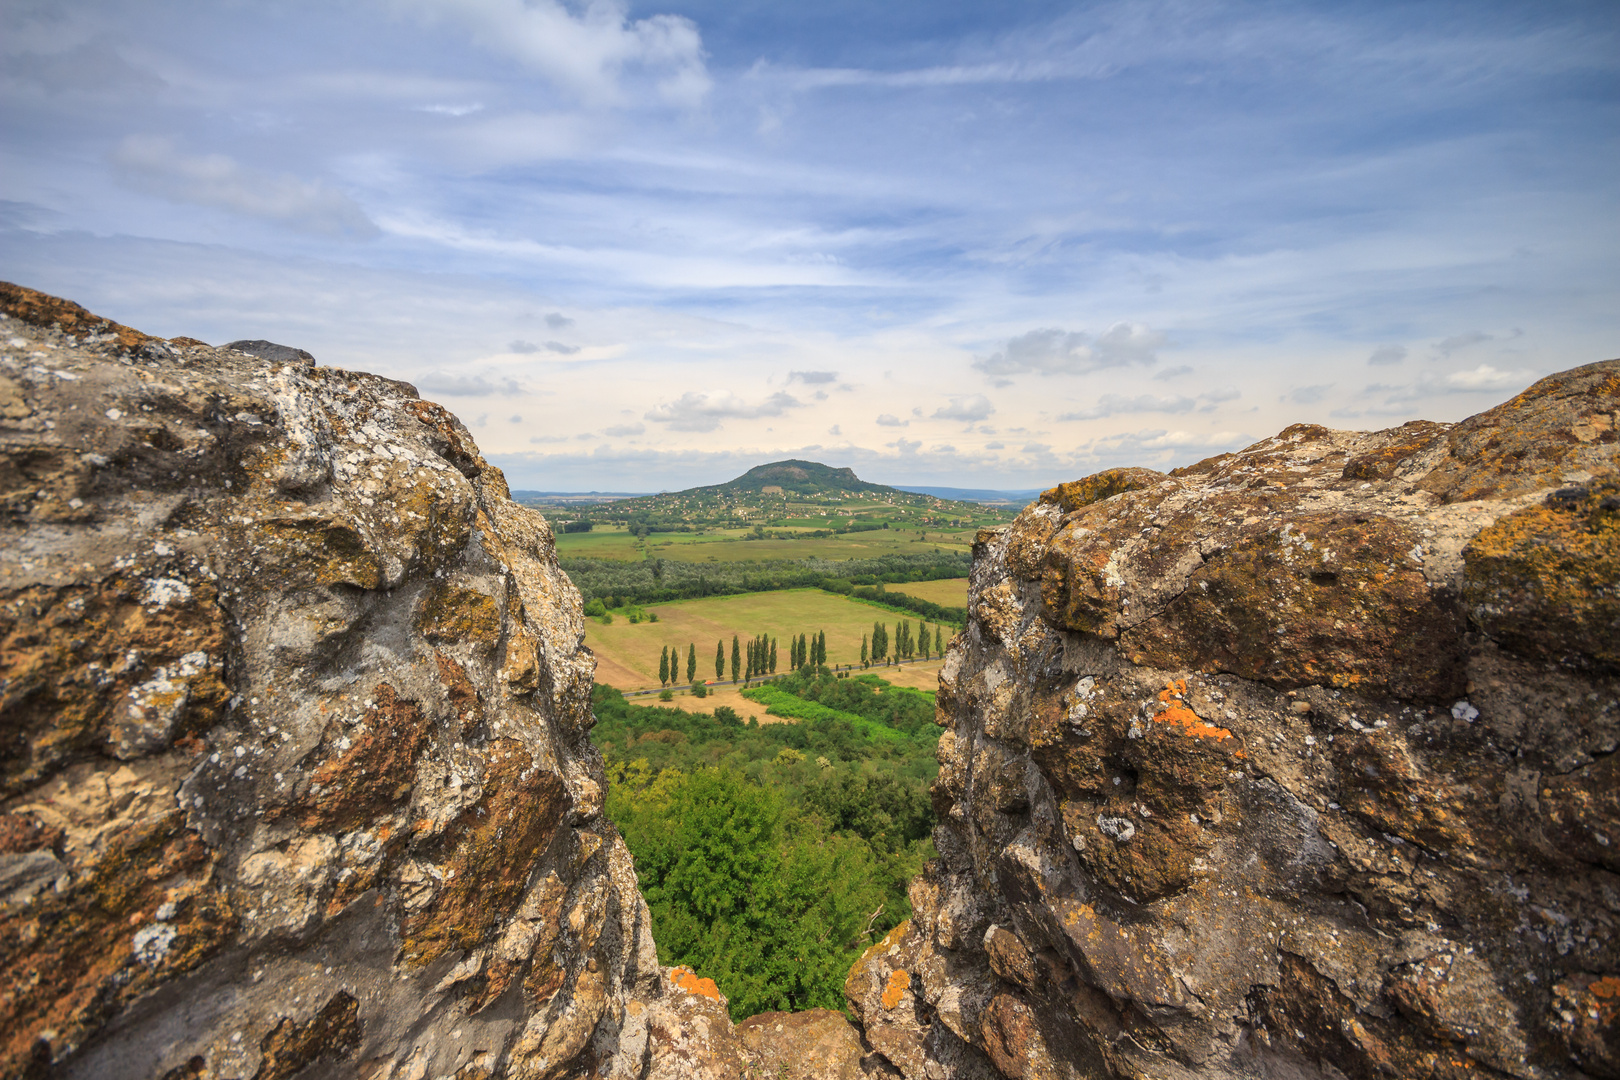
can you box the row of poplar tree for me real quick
[859,620,944,667]
[658,632,827,687]
[657,621,947,687]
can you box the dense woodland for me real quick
[592,669,939,1018]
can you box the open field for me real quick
[618,683,791,724]
[584,588,954,693]
[887,577,969,607]
[556,527,976,564]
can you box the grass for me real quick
[556,527,976,564]
[886,577,969,607]
[584,588,955,693]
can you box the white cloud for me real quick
[932,394,995,422]
[388,0,710,108]
[984,441,1005,450]
[545,312,574,329]
[543,340,580,355]
[417,102,484,116]
[644,389,802,432]
[110,136,378,239]
[1153,364,1194,381]
[603,421,645,436]
[974,323,1165,379]
[875,413,907,427]
[1431,331,1493,359]
[788,369,838,384]
[1056,386,1239,421]
[1438,364,1532,391]
[416,371,525,396]
[1368,344,1407,366]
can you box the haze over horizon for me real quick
[3,0,1616,491]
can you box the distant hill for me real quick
[711,459,899,497]
[892,484,1044,505]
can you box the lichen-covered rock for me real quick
[886,360,1620,1079]
[738,1007,900,1080]
[0,284,682,1079]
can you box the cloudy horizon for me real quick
[3,0,1616,491]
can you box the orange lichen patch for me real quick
[1153,682,1233,742]
[1588,976,1620,1022]
[881,969,911,1009]
[671,967,720,1001]
[0,280,158,352]
[1040,467,1170,513]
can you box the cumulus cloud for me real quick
[1153,364,1194,381]
[543,340,579,354]
[1440,364,1528,391]
[509,340,540,353]
[875,413,908,427]
[891,437,922,454]
[1021,442,1050,454]
[973,323,1165,379]
[1368,344,1407,366]
[984,441,1004,450]
[603,422,645,436]
[644,390,803,432]
[416,371,525,396]
[389,0,711,108]
[545,312,574,329]
[932,395,995,422]
[1056,387,1239,421]
[1432,331,1492,359]
[111,135,378,238]
[788,370,838,384]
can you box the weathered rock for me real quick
[738,1006,899,1080]
[885,360,1620,1080]
[0,284,686,1079]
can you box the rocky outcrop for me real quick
[0,283,741,1080]
[7,279,1617,1080]
[875,361,1620,1079]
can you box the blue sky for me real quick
[3,0,1616,490]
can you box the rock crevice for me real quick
[3,282,1616,1080]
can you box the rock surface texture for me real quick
[871,359,1620,1079]
[5,280,1618,1080]
[0,283,759,1080]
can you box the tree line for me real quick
[560,552,969,623]
[658,621,947,688]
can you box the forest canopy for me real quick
[592,671,939,1018]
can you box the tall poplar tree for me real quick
[935,625,944,656]
[687,642,697,683]
[659,646,669,686]
[731,635,741,683]
[769,637,777,673]
[860,634,868,667]
[715,640,725,680]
